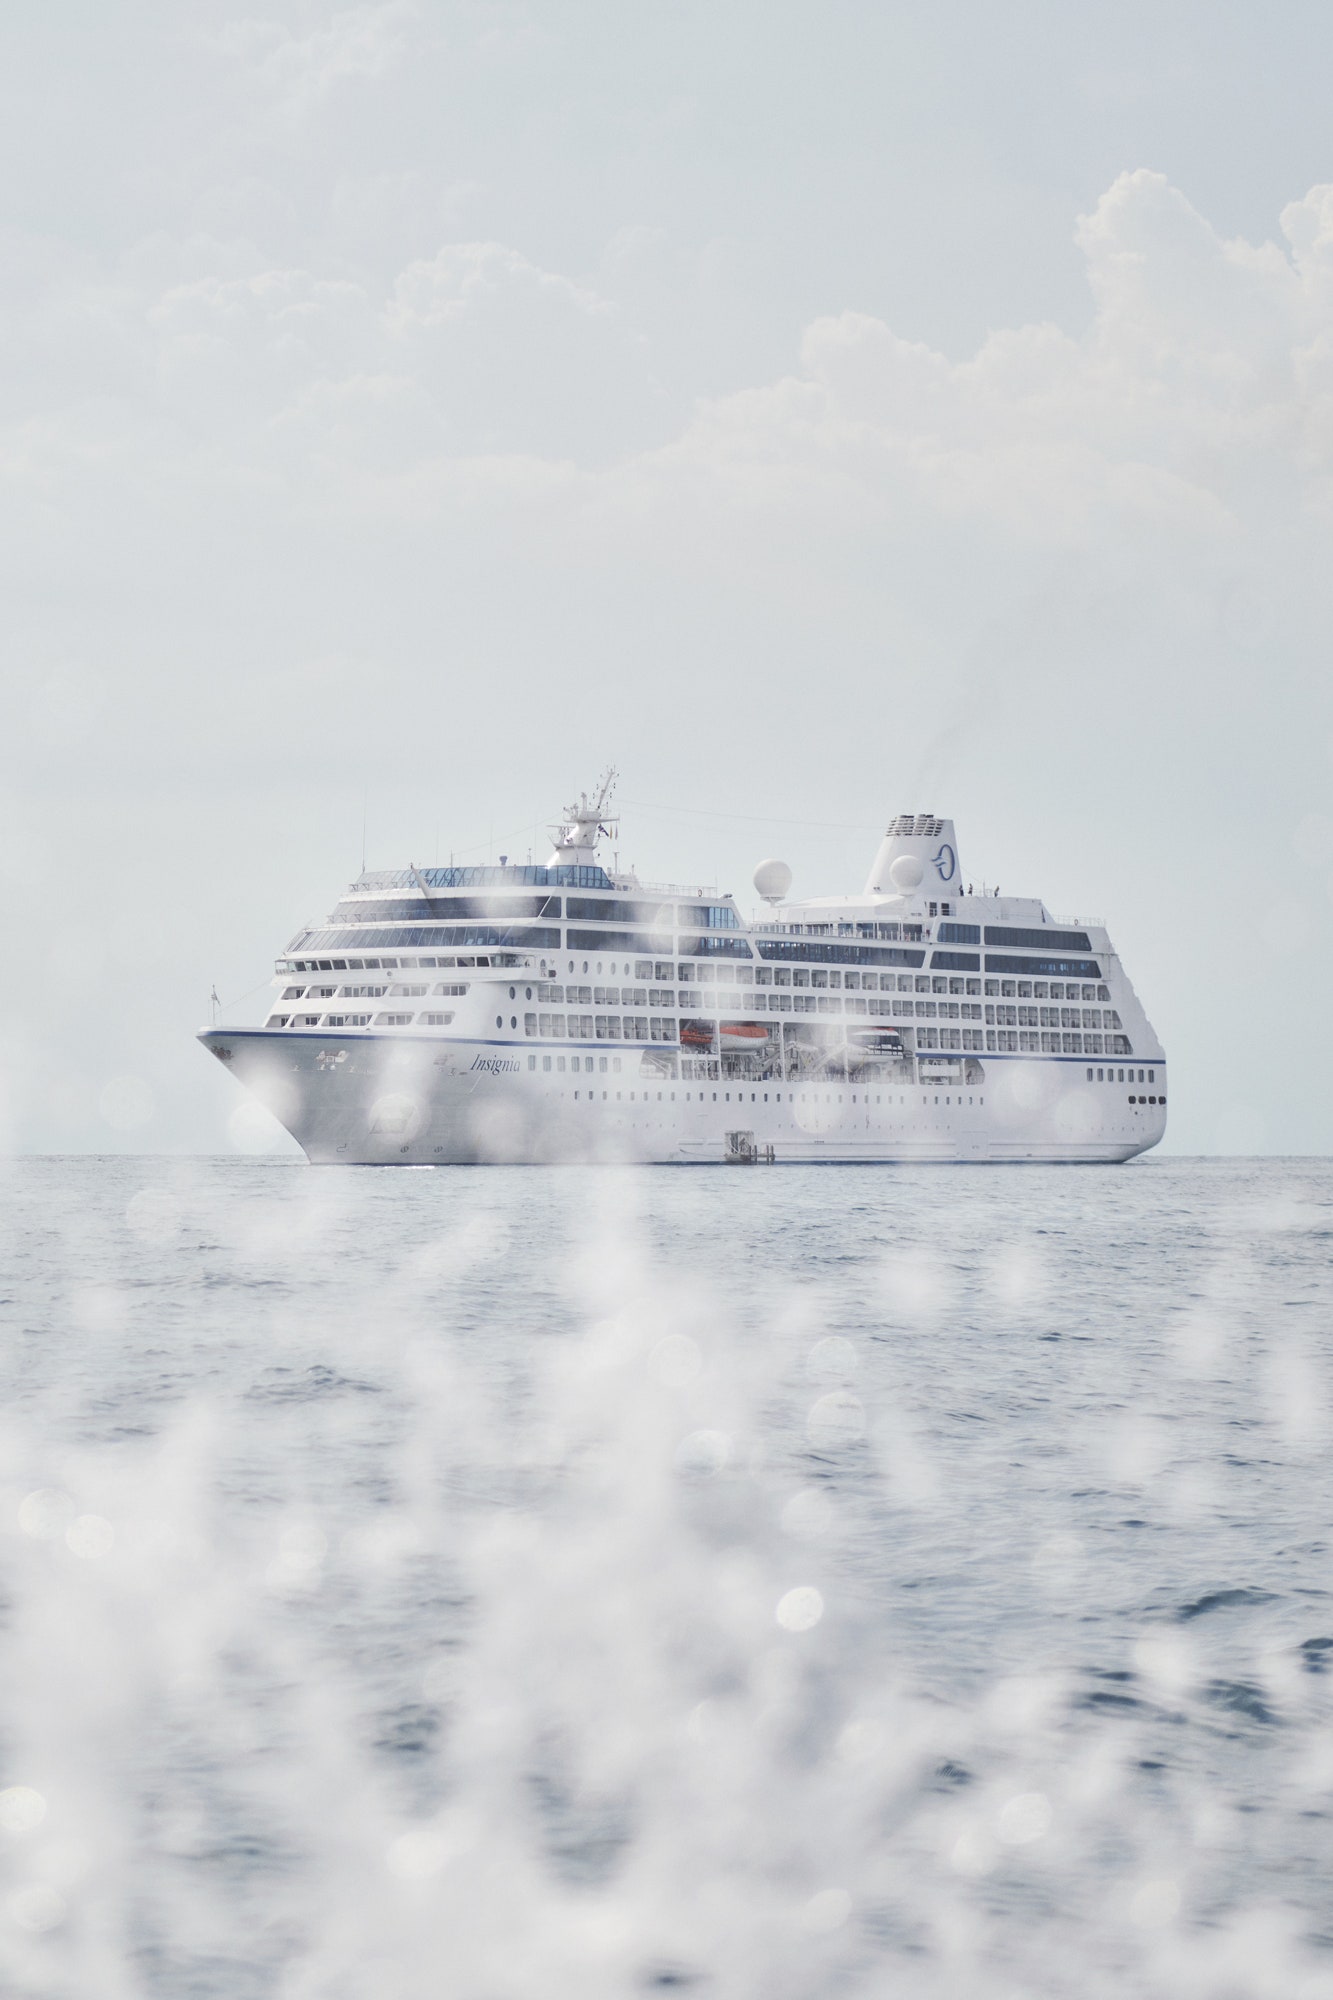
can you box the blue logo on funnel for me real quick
[933,843,956,883]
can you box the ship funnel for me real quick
[865,815,961,900]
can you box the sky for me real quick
[3,0,1333,1156]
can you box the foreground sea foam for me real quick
[0,1157,1331,1997]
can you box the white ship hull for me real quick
[201,1028,1166,1166]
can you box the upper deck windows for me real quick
[567,928,677,954]
[984,926,1092,953]
[937,923,981,945]
[355,863,611,891]
[757,940,925,969]
[677,936,755,960]
[566,897,669,925]
[765,919,923,943]
[677,904,742,929]
[983,955,1101,978]
[931,951,980,972]
[329,895,561,924]
[295,925,562,952]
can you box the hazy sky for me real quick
[5,0,1333,1156]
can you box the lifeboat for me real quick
[680,1020,715,1048]
[719,1021,771,1050]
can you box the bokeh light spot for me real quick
[776,1586,823,1632]
[18,1491,74,1540]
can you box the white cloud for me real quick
[31,166,1333,528]
[212,3,417,113]
[148,268,376,423]
[638,171,1333,560]
[385,242,610,333]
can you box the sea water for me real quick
[1,1156,1332,1998]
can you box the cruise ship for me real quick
[200,779,1166,1164]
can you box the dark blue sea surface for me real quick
[1,1156,1331,1997]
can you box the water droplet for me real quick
[18,1491,73,1540]
[776,1586,823,1632]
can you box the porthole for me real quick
[509,986,516,999]
[525,986,533,1000]
[495,1014,502,1029]
[510,1015,518,1029]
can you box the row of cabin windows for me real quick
[556,1079,989,1114]
[497,987,1119,1032]
[986,1005,1121,1029]
[727,993,948,1018]
[266,1006,1133,1057]
[987,979,1108,1001]
[284,949,1119,1003]
[281,949,1118,1017]
[985,1030,1133,1055]
[281,981,468,1002]
[510,1014,680,1043]
[287,955,508,973]
[277,986,1112,1030]
[537,967,1114,1000]
[268,1011,457,1029]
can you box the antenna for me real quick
[589,765,618,825]
[548,767,621,856]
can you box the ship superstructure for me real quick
[200,782,1167,1164]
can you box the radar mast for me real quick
[546,769,619,867]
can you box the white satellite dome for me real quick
[753,858,793,903]
[889,853,924,892]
